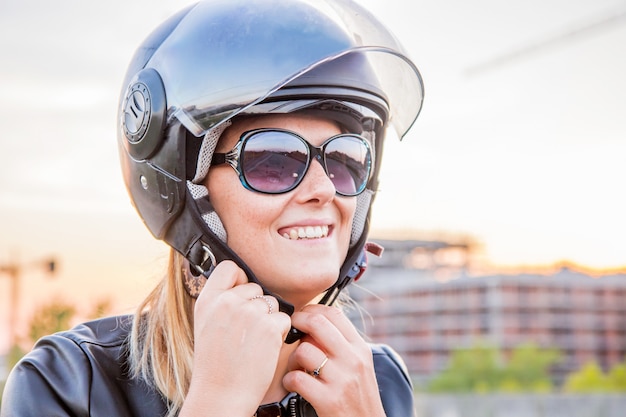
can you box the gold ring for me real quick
[251,295,273,314]
[310,357,328,378]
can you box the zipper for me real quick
[288,396,298,417]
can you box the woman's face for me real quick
[206,113,357,309]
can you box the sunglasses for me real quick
[211,128,372,196]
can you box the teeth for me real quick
[282,225,329,240]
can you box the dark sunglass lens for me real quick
[241,131,308,193]
[324,136,370,196]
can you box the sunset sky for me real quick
[1,0,625,353]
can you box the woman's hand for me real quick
[283,304,387,417]
[180,261,291,417]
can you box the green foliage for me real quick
[89,299,113,319]
[4,297,113,380]
[563,362,610,392]
[2,299,78,376]
[25,297,112,347]
[498,377,522,393]
[607,363,626,391]
[6,344,27,374]
[563,361,626,393]
[501,342,560,393]
[426,341,561,393]
[28,299,77,343]
[428,342,502,392]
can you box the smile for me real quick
[281,225,329,240]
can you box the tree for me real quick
[427,341,561,393]
[6,297,112,372]
[28,299,77,344]
[563,362,611,393]
[607,363,626,391]
[563,359,626,393]
[500,342,560,392]
[428,342,502,393]
[88,298,113,320]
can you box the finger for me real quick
[229,282,265,300]
[267,307,294,343]
[289,310,347,356]
[299,304,362,344]
[307,356,329,379]
[202,260,248,292]
[289,341,329,376]
[248,295,278,315]
[283,368,324,402]
[196,261,252,310]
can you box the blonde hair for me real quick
[128,249,194,417]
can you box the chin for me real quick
[271,269,339,308]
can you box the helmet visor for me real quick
[147,0,424,139]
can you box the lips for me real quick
[280,225,330,240]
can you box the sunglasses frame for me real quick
[211,128,372,196]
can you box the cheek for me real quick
[207,169,276,244]
[339,199,358,258]
[338,198,358,233]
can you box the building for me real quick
[347,239,626,385]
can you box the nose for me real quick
[296,159,336,203]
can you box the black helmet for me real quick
[117,0,424,342]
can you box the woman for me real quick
[1,0,424,416]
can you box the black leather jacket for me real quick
[1,316,415,416]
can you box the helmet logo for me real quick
[122,82,151,143]
[119,68,166,160]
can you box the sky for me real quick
[1,0,625,352]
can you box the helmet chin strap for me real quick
[318,241,383,306]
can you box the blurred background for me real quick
[1,0,625,413]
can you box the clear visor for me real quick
[147,0,424,139]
